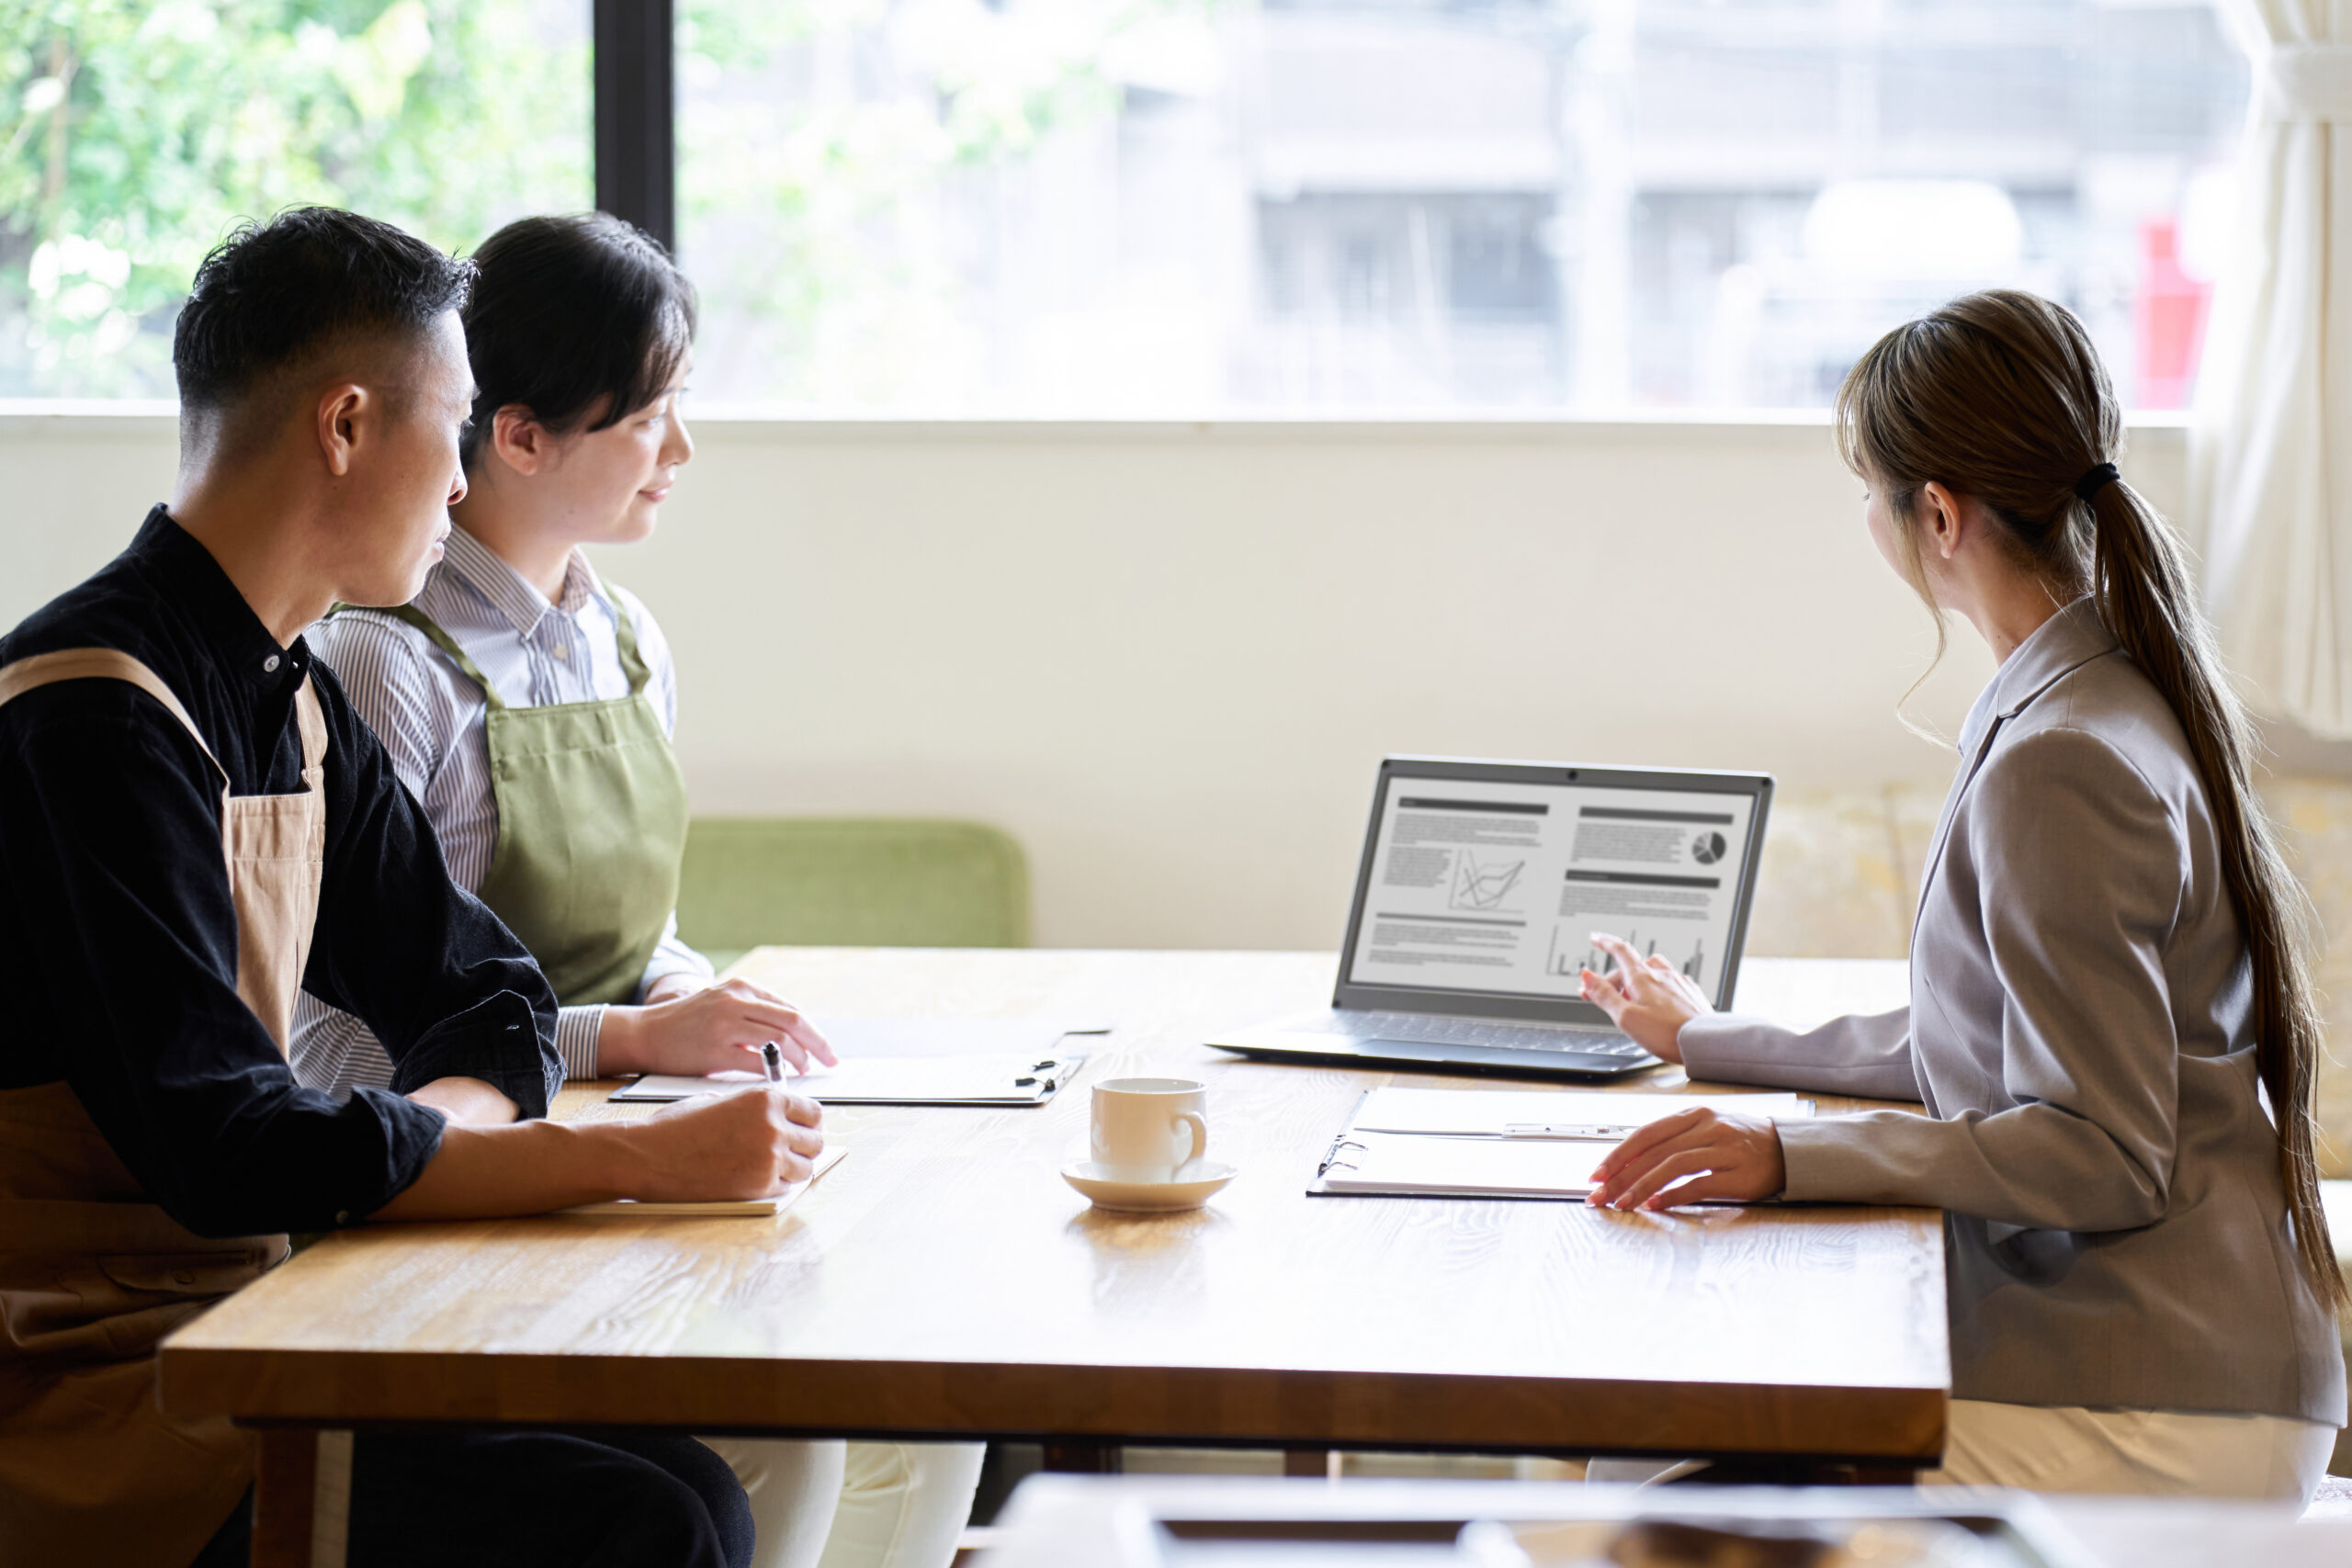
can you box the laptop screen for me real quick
[1341,764,1765,1015]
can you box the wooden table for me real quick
[975,1475,2352,1568]
[158,949,1940,1565]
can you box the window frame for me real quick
[594,0,675,254]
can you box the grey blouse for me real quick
[1681,598,2345,1426]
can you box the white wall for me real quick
[0,411,2217,949]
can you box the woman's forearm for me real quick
[1778,1102,2168,1230]
[1678,1008,1922,1101]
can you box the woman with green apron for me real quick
[289,213,984,1568]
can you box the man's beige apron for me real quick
[0,649,325,1568]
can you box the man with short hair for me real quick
[0,207,821,1568]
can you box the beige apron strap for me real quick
[225,681,330,1056]
[0,648,228,786]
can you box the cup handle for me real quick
[1174,1111,1208,1178]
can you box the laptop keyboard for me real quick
[1296,1010,1654,1059]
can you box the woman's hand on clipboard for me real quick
[1577,931,1711,1065]
[1585,1108,1787,1211]
[604,976,841,1077]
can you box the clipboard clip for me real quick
[1317,1135,1365,1178]
[1502,1122,1638,1142]
[1016,1057,1067,1094]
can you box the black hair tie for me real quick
[2075,461,2121,502]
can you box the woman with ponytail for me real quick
[1577,289,2346,1498]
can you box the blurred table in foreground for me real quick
[978,1474,2352,1568]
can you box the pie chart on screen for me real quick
[1691,831,1726,865]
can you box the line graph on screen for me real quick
[1449,852,1526,913]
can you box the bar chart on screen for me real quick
[1547,924,1706,987]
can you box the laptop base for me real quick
[1211,1032,1661,1083]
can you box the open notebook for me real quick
[559,1146,848,1218]
[1308,1088,1813,1201]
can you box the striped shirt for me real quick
[289,526,714,1091]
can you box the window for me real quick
[2,0,2244,412]
[679,0,2246,412]
[0,2,590,399]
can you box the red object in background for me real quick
[2136,218,2211,410]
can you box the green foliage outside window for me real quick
[676,0,1209,407]
[0,1,589,398]
[0,0,1204,404]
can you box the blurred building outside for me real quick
[676,0,2248,412]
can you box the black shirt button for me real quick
[263,654,281,673]
[334,1210,351,1226]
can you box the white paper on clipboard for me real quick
[1351,1087,1810,1137]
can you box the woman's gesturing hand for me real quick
[1577,931,1711,1064]
[1586,1106,1786,1210]
[603,976,840,1077]
[636,1087,826,1200]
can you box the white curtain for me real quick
[2192,1,2352,737]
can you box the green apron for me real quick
[377,584,691,1007]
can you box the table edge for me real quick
[158,1346,1948,1461]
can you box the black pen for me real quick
[762,1042,783,1083]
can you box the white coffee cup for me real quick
[1091,1077,1209,1184]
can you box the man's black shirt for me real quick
[0,508,560,1235]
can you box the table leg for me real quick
[1282,1449,1337,1478]
[252,1427,318,1568]
[1041,1440,1124,1473]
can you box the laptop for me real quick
[1209,756,1773,1082]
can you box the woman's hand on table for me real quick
[1586,1106,1786,1210]
[636,1087,827,1199]
[600,976,840,1077]
[1577,931,1711,1065]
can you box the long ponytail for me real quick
[1837,289,2344,1309]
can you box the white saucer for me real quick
[1060,1160,1237,1213]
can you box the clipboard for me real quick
[608,1046,1093,1107]
[1308,1087,1811,1201]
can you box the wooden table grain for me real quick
[158,949,1941,1564]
